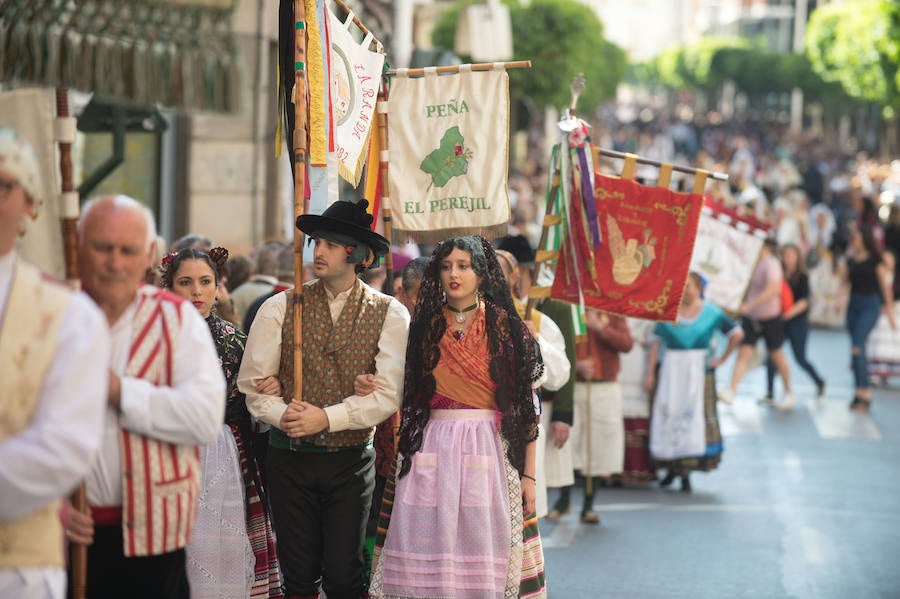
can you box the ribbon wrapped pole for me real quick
[292,0,309,403]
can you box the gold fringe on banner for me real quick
[305,0,328,165]
[338,128,372,187]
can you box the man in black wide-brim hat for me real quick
[238,199,410,599]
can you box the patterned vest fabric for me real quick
[278,279,392,449]
[0,259,69,568]
[120,286,200,557]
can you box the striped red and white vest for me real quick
[119,286,200,557]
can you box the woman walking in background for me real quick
[763,243,826,403]
[161,247,283,598]
[370,236,546,598]
[645,273,743,493]
[845,227,896,411]
[866,205,900,385]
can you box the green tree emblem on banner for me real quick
[420,126,473,190]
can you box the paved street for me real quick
[541,327,900,598]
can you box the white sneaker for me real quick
[777,392,796,411]
[717,388,735,404]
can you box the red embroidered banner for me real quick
[551,174,704,322]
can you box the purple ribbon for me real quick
[577,148,602,248]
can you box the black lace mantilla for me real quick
[397,236,544,478]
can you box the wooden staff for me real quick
[56,86,88,599]
[593,147,728,182]
[332,0,383,51]
[385,60,531,78]
[376,82,392,281]
[292,1,309,401]
[56,87,88,599]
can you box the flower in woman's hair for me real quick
[209,246,229,270]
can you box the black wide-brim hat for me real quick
[296,199,390,257]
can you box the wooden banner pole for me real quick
[385,60,531,78]
[592,147,728,182]
[376,83,393,281]
[293,0,309,405]
[58,85,87,599]
[332,0,384,51]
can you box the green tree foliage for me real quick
[636,36,847,107]
[806,0,900,113]
[656,36,747,90]
[431,0,626,112]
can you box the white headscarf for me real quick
[0,126,40,203]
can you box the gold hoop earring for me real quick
[18,224,27,237]
[29,199,43,221]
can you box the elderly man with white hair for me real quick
[62,194,225,598]
[0,126,109,599]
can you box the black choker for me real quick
[447,300,478,323]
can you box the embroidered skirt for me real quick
[187,425,255,598]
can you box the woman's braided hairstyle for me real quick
[158,246,229,289]
[396,235,544,478]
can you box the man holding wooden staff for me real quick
[0,127,109,599]
[239,199,409,599]
[62,195,225,598]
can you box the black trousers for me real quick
[766,316,824,396]
[268,446,375,599]
[67,525,189,599]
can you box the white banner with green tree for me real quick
[387,68,510,242]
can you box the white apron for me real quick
[540,400,574,488]
[571,382,624,477]
[535,422,547,518]
[649,349,707,461]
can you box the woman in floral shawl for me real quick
[369,236,546,598]
[161,247,283,598]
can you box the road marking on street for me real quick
[784,451,804,483]
[806,398,881,440]
[800,525,829,565]
[599,502,662,511]
[541,521,580,548]
[718,398,764,436]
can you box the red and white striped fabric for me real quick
[120,287,200,557]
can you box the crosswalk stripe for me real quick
[806,398,881,440]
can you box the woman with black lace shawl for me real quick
[160,247,283,598]
[369,236,547,598]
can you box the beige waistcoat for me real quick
[0,259,70,568]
